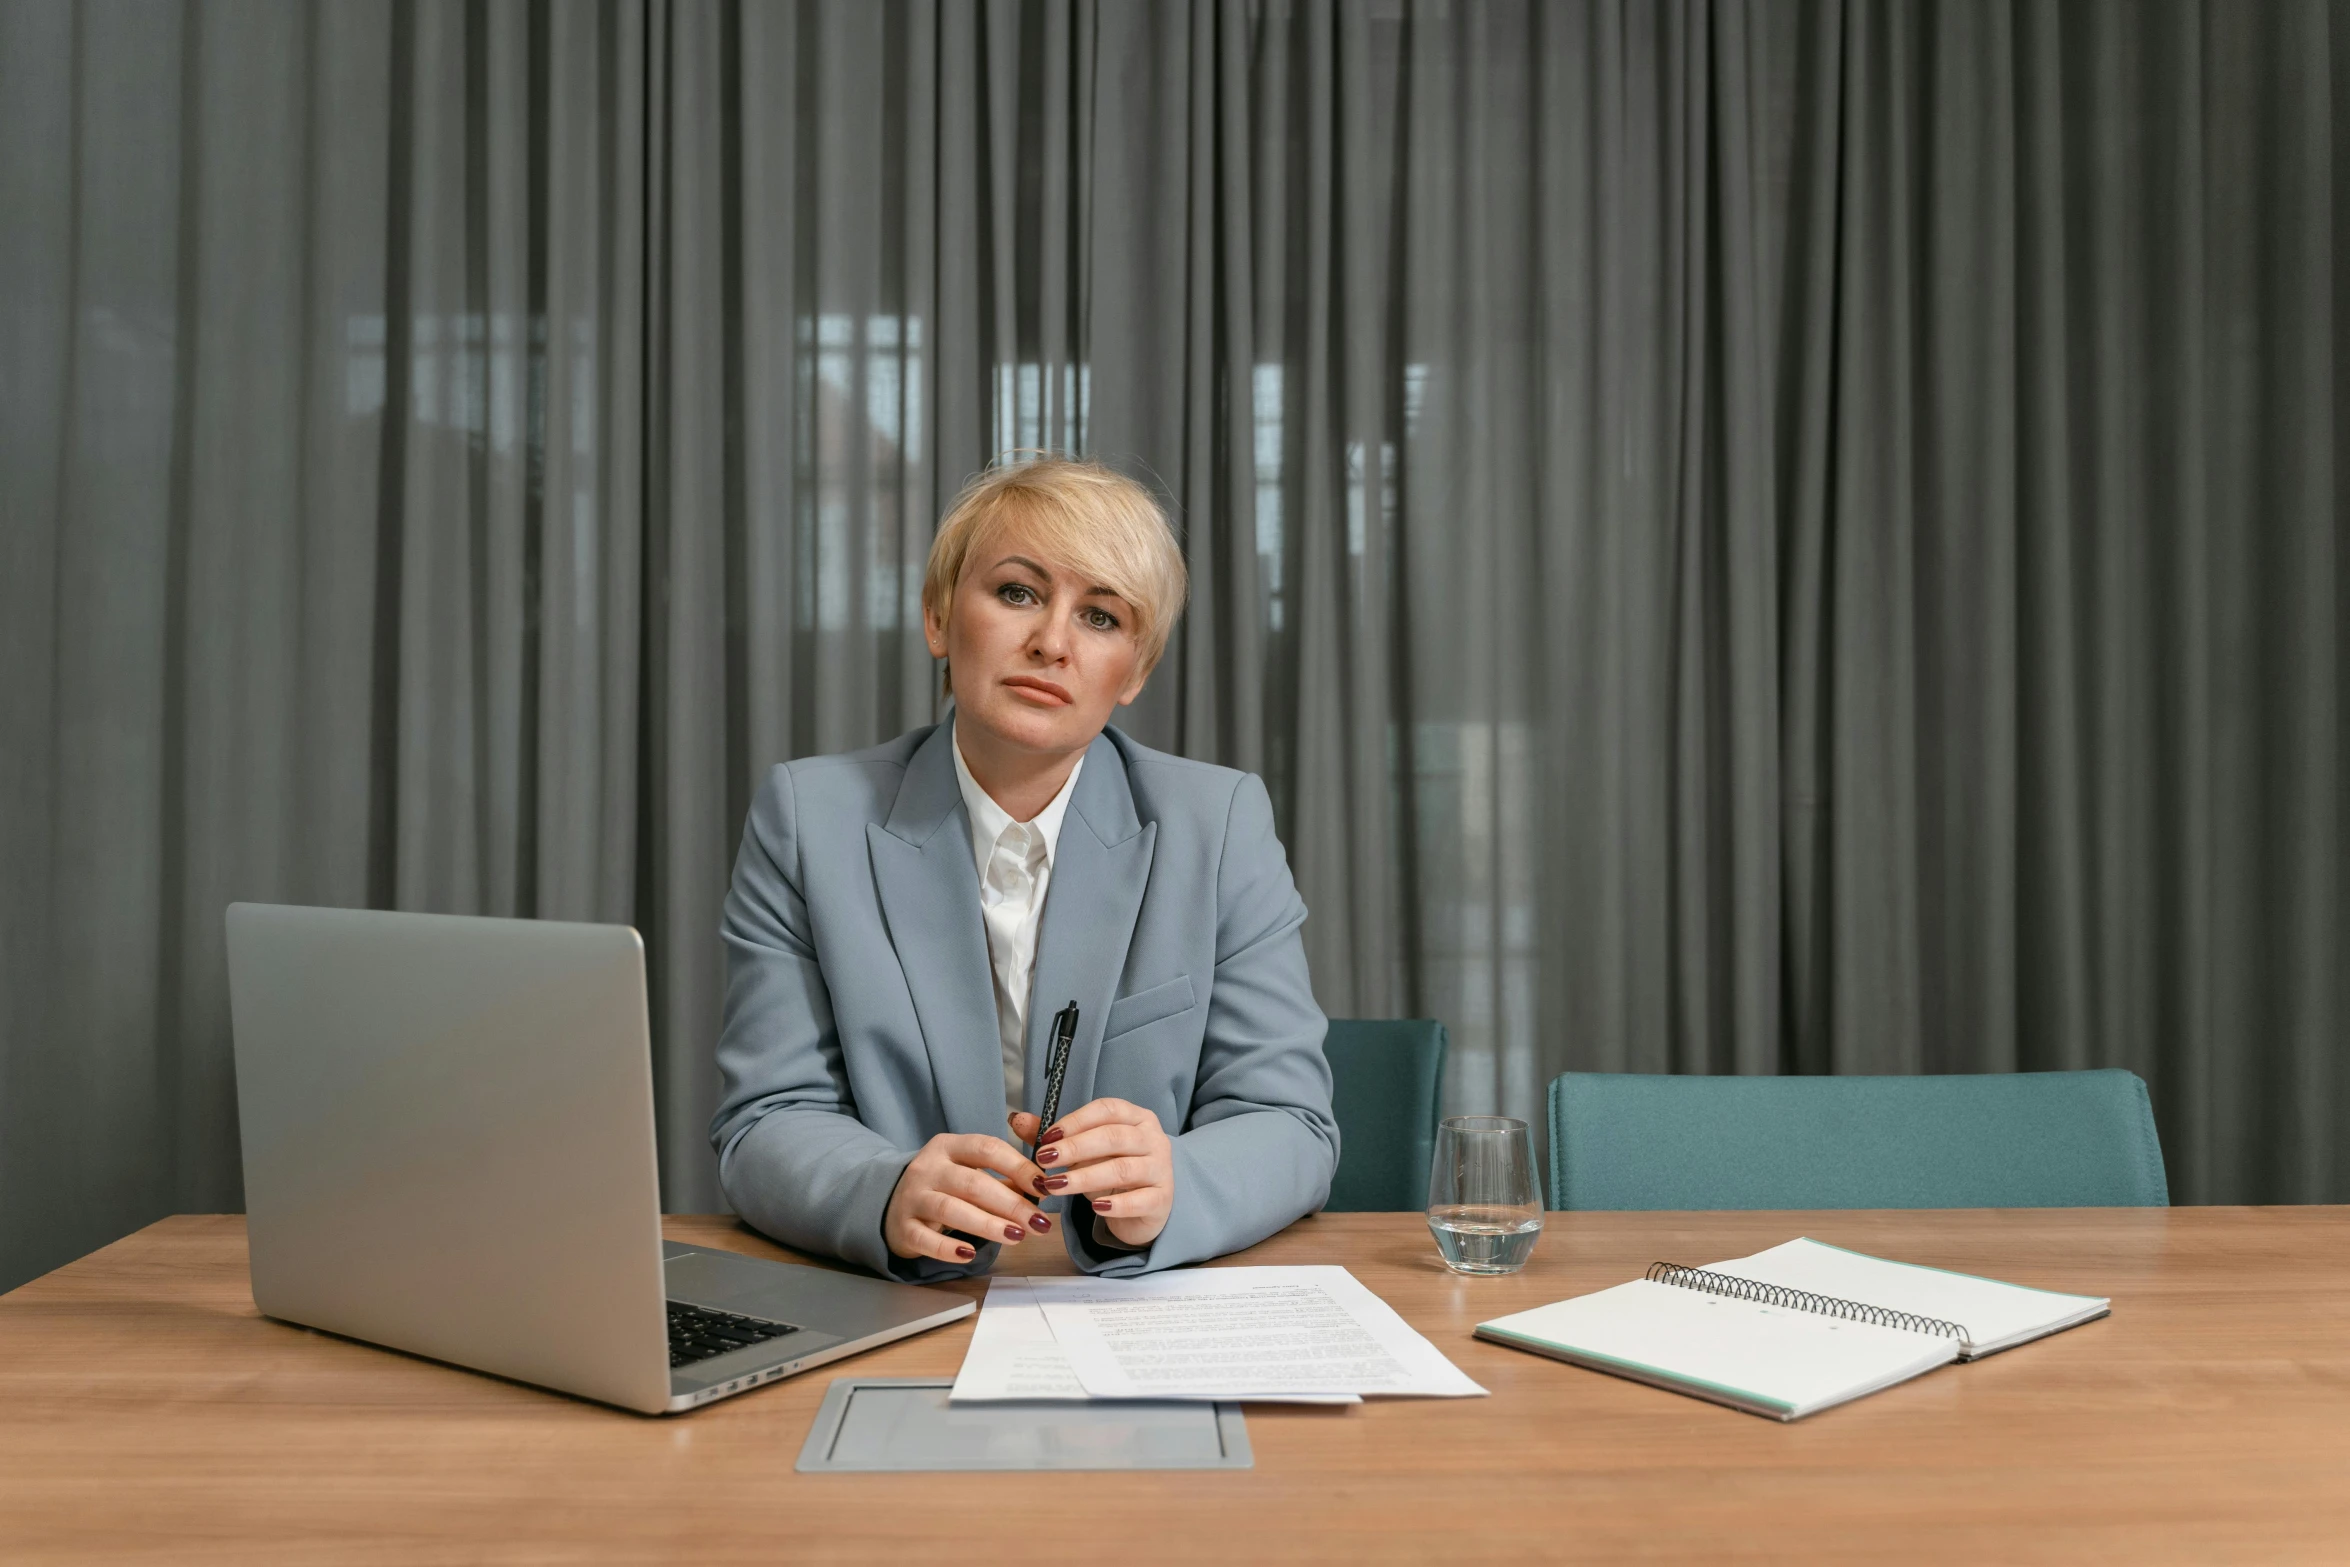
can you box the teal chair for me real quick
[1545,1069,2168,1211]
[1321,1019,1449,1211]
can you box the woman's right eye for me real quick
[998,583,1037,606]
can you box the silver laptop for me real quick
[224,902,972,1415]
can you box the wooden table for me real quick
[4,1209,2348,1563]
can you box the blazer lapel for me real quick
[1027,730,1157,1122]
[868,720,1005,1135]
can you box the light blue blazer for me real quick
[709,716,1338,1281]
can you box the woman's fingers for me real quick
[1026,1098,1172,1241]
[883,1131,1060,1263]
[940,1164,1051,1233]
[949,1132,1045,1190]
[890,1215,977,1264]
[1006,1110,1043,1146]
[1035,1122,1154,1170]
[1087,1185,1171,1220]
[1035,1096,1143,1144]
[1030,1098,1170,1215]
[1035,1104,1161,1164]
[924,1189,1043,1246]
[1047,1153,1160,1198]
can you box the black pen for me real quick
[1033,1001,1079,1161]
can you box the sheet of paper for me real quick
[1701,1238,2109,1357]
[1031,1265,1487,1400]
[949,1278,1359,1404]
[948,1279,1088,1402]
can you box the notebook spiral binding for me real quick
[1645,1262,1974,1348]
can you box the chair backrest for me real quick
[1546,1069,2168,1211]
[1321,1019,1449,1212]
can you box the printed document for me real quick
[949,1278,1089,1401]
[1028,1265,1487,1400]
[949,1277,1359,1404]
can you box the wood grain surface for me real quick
[4,1208,2348,1563]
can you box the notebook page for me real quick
[1702,1238,2109,1357]
[1477,1279,1957,1420]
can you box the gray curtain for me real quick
[4,0,2343,1295]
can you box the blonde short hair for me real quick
[922,454,1189,679]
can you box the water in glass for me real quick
[1427,1206,1544,1273]
[1425,1116,1543,1276]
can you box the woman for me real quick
[709,456,1337,1280]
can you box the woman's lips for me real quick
[1002,676,1073,706]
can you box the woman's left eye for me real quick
[1084,608,1120,631]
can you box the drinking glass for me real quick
[1425,1116,1543,1274]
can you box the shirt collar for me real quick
[951,729,1086,877]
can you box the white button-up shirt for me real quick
[951,736,1086,1120]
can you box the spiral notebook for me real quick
[1475,1238,2109,1421]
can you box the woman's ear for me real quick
[921,596,950,660]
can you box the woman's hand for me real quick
[1008,1099,1175,1248]
[883,1134,1055,1264]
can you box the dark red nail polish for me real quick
[1093,1198,1113,1212]
[1029,1214,1051,1232]
[955,1245,976,1260]
[1003,1224,1025,1241]
[1037,1176,1068,1190]
[1041,1126,1063,1142]
[1037,1147,1058,1164]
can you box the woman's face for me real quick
[924,525,1148,758]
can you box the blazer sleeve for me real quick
[707,764,923,1279]
[1068,771,1339,1276]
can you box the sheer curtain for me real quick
[4,0,2343,1294]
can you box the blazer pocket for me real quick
[1101,974,1197,1042]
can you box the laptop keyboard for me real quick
[667,1301,802,1368]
